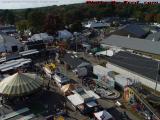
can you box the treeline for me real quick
[0,3,160,34]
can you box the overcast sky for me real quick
[0,0,85,9]
[0,0,159,9]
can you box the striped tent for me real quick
[0,72,43,96]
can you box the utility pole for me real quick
[74,32,78,53]
[155,61,160,93]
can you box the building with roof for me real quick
[106,51,160,92]
[61,53,92,77]
[101,35,160,55]
[84,21,108,28]
[0,58,31,72]
[0,32,23,52]
[0,49,39,64]
[53,73,70,87]
[93,65,111,76]
[67,87,100,106]
[146,32,160,42]
[93,65,115,89]
[0,25,17,34]
[93,65,135,90]
[61,53,91,69]
[111,24,149,38]
[26,40,46,50]
[29,33,54,42]
[57,30,73,40]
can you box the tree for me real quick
[0,17,4,24]
[70,21,82,32]
[156,14,160,23]
[24,9,31,19]
[63,11,73,25]
[144,14,155,23]
[2,10,15,24]
[28,11,45,33]
[44,13,64,35]
[8,11,15,24]
[133,11,144,21]
[16,20,29,33]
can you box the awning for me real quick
[20,49,39,56]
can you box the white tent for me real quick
[93,65,111,76]
[30,33,54,42]
[94,110,113,120]
[114,75,134,88]
[67,94,84,106]
[0,33,23,52]
[67,89,100,106]
[95,50,114,57]
[85,22,107,28]
[58,30,73,39]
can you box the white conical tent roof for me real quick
[0,72,43,96]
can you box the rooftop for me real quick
[101,35,160,55]
[111,24,149,38]
[108,51,160,82]
[146,32,160,42]
[62,53,90,69]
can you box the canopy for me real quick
[30,33,54,41]
[95,50,114,57]
[61,84,76,93]
[0,72,43,96]
[0,58,31,72]
[94,110,112,120]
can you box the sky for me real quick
[0,0,159,9]
[0,0,85,9]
